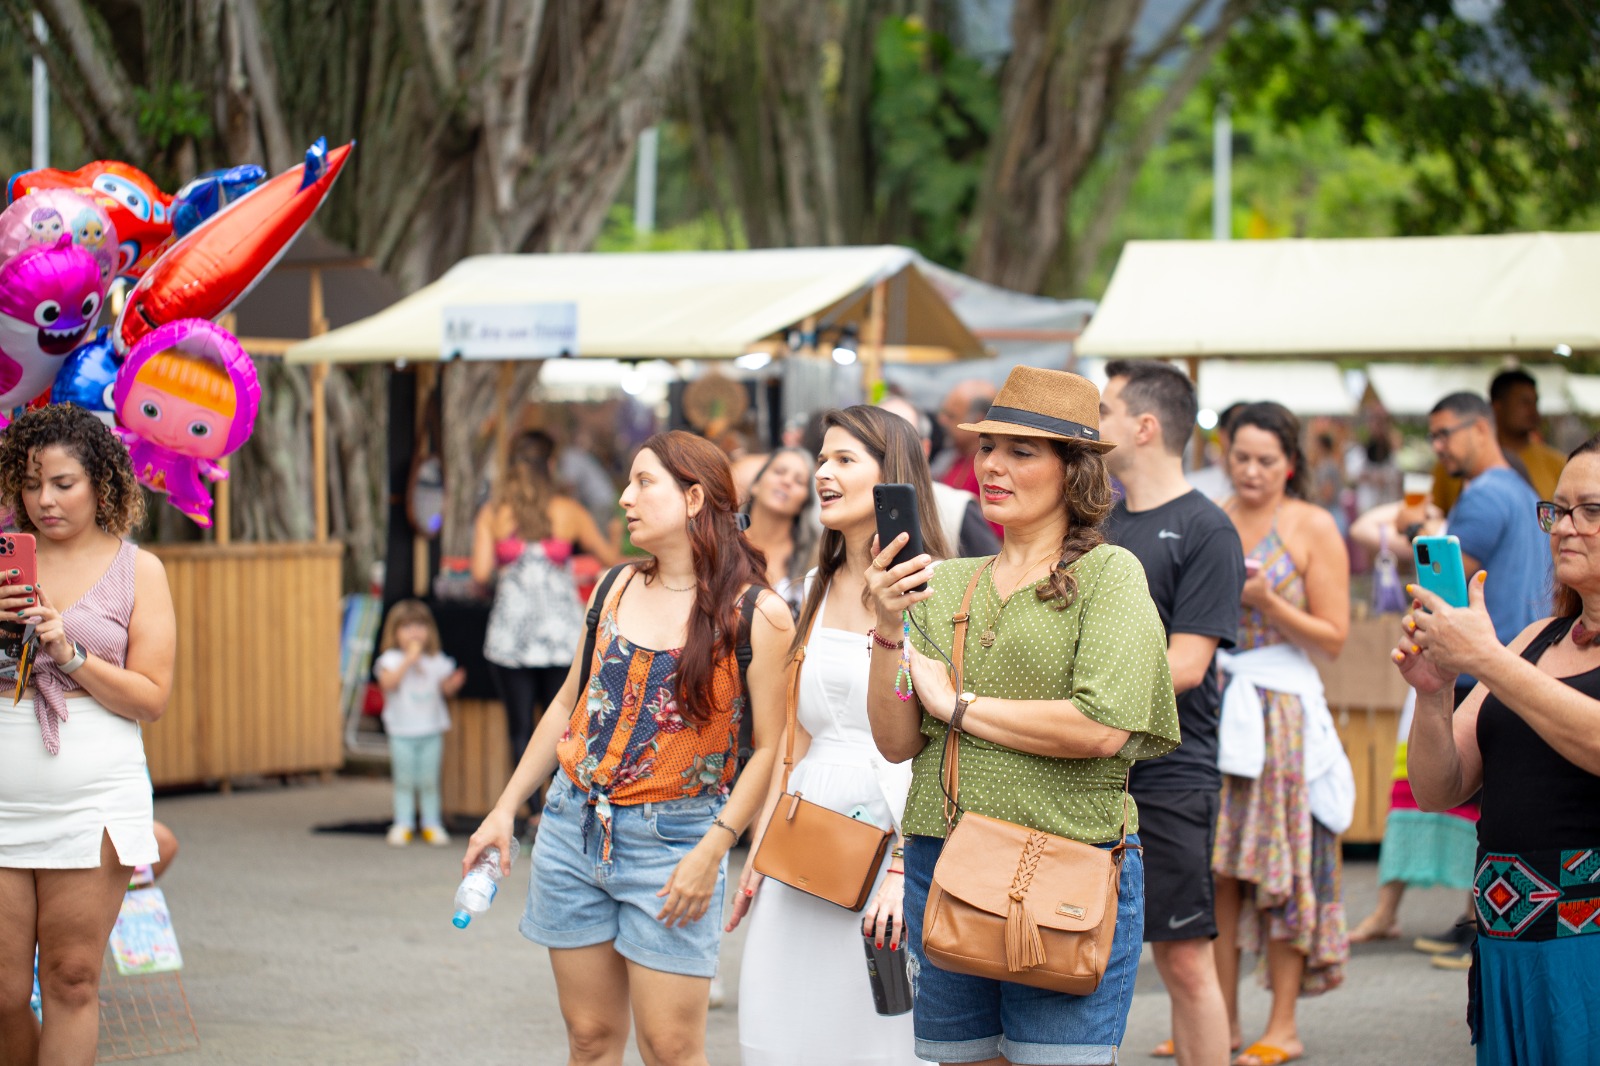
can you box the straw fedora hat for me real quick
[957,366,1116,452]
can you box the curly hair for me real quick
[1036,439,1114,611]
[0,404,145,537]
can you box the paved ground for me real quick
[141,775,1474,1065]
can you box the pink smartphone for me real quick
[0,532,37,591]
[1244,557,1263,578]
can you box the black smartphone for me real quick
[873,483,927,593]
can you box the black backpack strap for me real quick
[576,564,631,699]
[734,588,761,768]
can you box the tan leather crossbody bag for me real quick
[921,560,1135,995]
[751,609,894,911]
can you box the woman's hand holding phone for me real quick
[1400,573,1497,680]
[865,533,934,629]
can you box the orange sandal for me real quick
[1234,1042,1301,1066]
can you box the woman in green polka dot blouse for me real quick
[865,366,1181,1066]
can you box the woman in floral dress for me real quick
[1215,403,1352,1066]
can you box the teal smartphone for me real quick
[1412,534,1469,608]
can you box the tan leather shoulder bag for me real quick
[751,607,893,911]
[920,559,1134,995]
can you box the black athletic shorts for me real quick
[1136,788,1220,943]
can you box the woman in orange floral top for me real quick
[465,430,792,1066]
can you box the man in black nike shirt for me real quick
[1102,360,1245,1066]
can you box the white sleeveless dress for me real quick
[737,586,921,1066]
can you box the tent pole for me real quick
[864,279,887,398]
[309,268,330,543]
[1186,356,1204,471]
[215,313,238,545]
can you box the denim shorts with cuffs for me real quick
[903,831,1144,1065]
[519,771,727,978]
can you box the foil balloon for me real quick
[51,326,122,425]
[114,138,354,355]
[171,164,267,237]
[112,318,260,528]
[0,190,119,287]
[8,161,175,280]
[0,238,105,418]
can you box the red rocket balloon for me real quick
[113,138,353,354]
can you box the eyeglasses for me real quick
[1536,500,1600,535]
[1426,420,1477,445]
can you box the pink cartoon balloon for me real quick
[0,238,105,416]
[113,318,260,528]
[0,190,120,287]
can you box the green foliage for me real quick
[595,202,747,252]
[1219,2,1600,236]
[132,83,211,151]
[0,22,88,178]
[868,15,997,267]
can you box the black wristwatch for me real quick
[1403,522,1424,541]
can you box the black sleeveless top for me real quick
[1475,616,1600,853]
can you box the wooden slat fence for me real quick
[143,542,344,788]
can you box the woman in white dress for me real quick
[729,406,951,1066]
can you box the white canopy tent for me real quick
[1197,360,1358,417]
[1078,232,1600,361]
[1363,363,1600,417]
[284,246,985,365]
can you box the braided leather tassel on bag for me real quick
[1005,832,1050,972]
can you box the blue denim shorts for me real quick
[519,772,727,978]
[903,832,1144,1065]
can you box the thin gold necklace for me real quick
[655,574,696,593]
[979,549,1061,649]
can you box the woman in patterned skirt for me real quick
[1214,402,1351,1066]
[1400,435,1600,1064]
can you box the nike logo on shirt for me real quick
[1158,530,1182,540]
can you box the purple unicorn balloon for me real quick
[0,238,104,417]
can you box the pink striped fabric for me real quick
[33,539,137,755]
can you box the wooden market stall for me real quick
[284,245,992,816]
[1078,231,1600,842]
[139,234,399,789]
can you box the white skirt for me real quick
[738,752,921,1066]
[0,695,159,869]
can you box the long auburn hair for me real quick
[1553,433,1600,618]
[793,407,951,653]
[635,431,769,724]
[495,430,556,541]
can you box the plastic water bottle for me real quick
[452,837,521,929]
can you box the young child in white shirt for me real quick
[374,599,466,846]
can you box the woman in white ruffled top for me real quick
[729,406,950,1066]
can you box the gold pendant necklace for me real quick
[980,549,1062,650]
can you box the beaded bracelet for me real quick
[867,627,904,651]
[894,614,914,701]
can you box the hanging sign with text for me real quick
[441,303,579,360]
